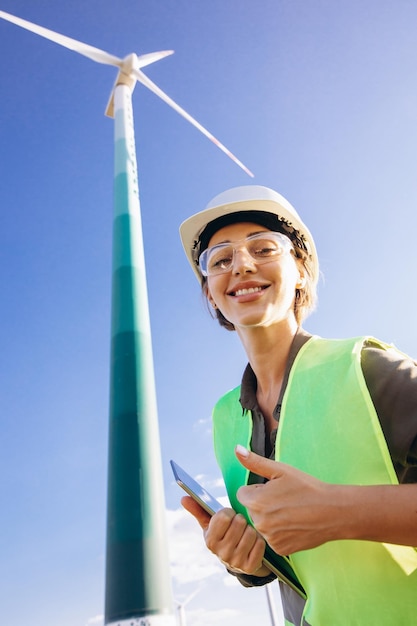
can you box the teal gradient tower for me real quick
[0,11,253,626]
[105,83,175,626]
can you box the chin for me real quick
[234,316,271,329]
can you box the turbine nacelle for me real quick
[105,50,174,119]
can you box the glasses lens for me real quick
[199,232,292,276]
[204,244,234,274]
[247,235,288,260]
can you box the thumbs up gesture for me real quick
[235,445,338,555]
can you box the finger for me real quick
[235,444,284,480]
[206,508,239,543]
[205,511,246,557]
[222,523,266,573]
[220,511,248,542]
[207,513,265,574]
[236,483,263,510]
[181,495,212,530]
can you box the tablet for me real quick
[170,459,306,599]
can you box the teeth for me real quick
[234,287,262,296]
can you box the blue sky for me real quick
[1,2,417,625]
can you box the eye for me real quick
[250,239,281,258]
[208,247,233,271]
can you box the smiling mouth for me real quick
[230,286,267,297]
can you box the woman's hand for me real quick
[235,446,338,555]
[181,495,271,576]
[235,445,417,554]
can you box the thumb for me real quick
[235,444,283,480]
[181,495,211,531]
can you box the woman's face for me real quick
[205,222,304,330]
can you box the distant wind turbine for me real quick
[0,8,253,626]
[174,585,203,626]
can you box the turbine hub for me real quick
[121,52,138,77]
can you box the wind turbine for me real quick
[0,10,253,176]
[174,585,203,626]
[0,8,254,626]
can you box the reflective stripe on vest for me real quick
[212,335,417,625]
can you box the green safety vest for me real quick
[212,336,417,626]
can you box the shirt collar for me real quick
[239,327,313,411]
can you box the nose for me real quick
[232,247,257,274]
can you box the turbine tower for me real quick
[0,9,253,626]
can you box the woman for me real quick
[179,185,417,626]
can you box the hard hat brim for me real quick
[180,186,319,285]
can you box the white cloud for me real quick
[186,607,240,626]
[192,416,212,436]
[211,477,227,490]
[166,507,223,585]
[85,615,104,626]
[221,573,241,587]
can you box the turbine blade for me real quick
[133,68,254,177]
[0,10,122,68]
[0,10,253,176]
[136,50,174,69]
[105,88,116,119]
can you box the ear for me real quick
[205,285,218,309]
[208,295,218,309]
[296,273,306,289]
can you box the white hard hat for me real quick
[180,185,319,284]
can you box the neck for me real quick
[236,318,299,396]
